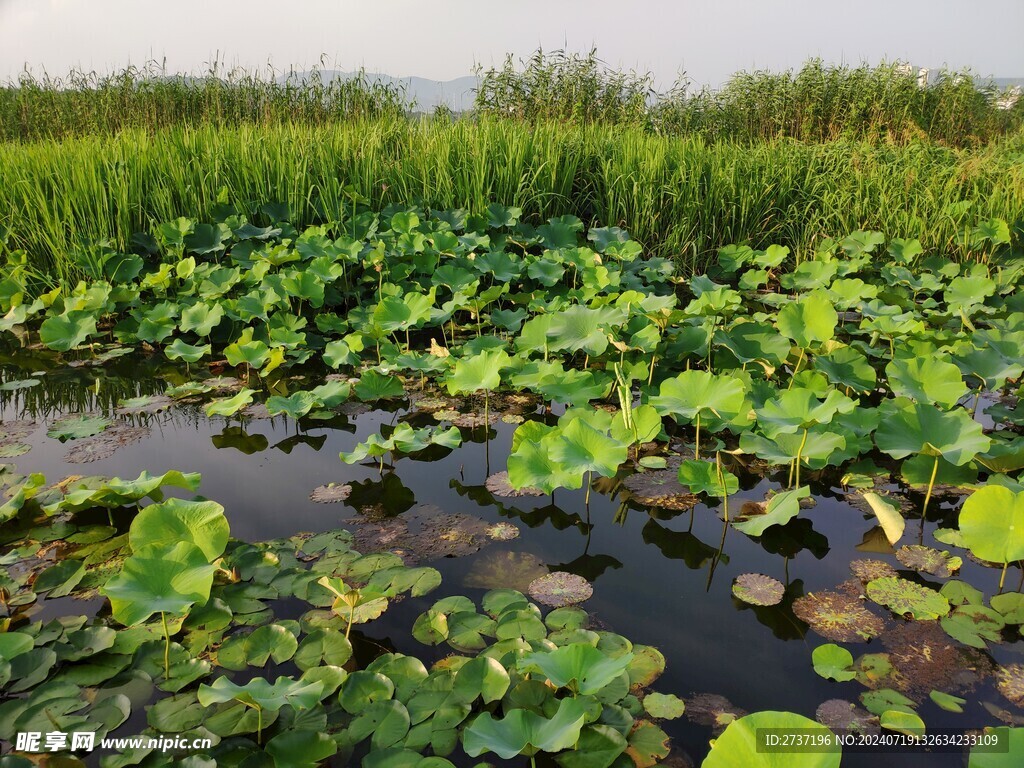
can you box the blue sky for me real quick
[1,0,1022,86]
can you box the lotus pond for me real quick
[1,204,1024,767]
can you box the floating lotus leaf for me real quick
[643,692,686,720]
[205,388,256,418]
[866,576,950,620]
[941,605,1006,649]
[895,545,962,578]
[464,552,549,592]
[997,664,1024,707]
[0,443,30,458]
[793,588,886,642]
[880,619,992,697]
[309,483,352,504]
[684,693,747,734]
[484,471,544,498]
[63,424,150,464]
[703,711,841,767]
[463,696,589,760]
[47,414,113,441]
[732,573,785,606]
[850,559,898,583]
[815,699,879,735]
[116,394,174,415]
[812,644,857,682]
[485,522,519,541]
[622,470,699,510]
[0,419,36,443]
[528,572,593,607]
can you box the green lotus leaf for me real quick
[702,711,841,767]
[929,690,967,713]
[941,605,1006,649]
[548,419,629,479]
[959,486,1024,565]
[197,675,323,713]
[348,698,411,749]
[812,644,856,682]
[885,357,967,409]
[204,388,255,417]
[40,309,97,351]
[463,696,589,759]
[339,670,395,714]
[101,541,217,626]
[33,560,86,597]
[519,642,633,696]
[266,391,319,420]
[355,369,405,401]
[446,349,510,395]
[0,632,34,662]
[179,302,224,336]
[866,576,950,620]
[546,305,620,357]
[642,692,686,720]
[508,434,584,494]
[814,347,877,392]
[776,290,838,349]
[649,370,748,429]
[676,460,739,498]
[968,726,1024,767]
[625,720,671,767]
[130,497,229,560]
[280,270,325,308]
[451,656,511,705]
[733,487,811,536]
[164,338,211,362]
[224,336,270,369]
[47,414,112,440]
[549,723,624,768]
[875,401,989,465]
[266,729,338,768]
[756,388,857,435]
[880,709,926,737]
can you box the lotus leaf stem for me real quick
[788,348,806,390]
[161,611,170,679]
[795,428,809,488]
[921,454,940,524]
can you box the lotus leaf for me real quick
[866,576,950,620]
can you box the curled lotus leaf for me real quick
[731,573,785,606]
[485,522,519,541]
[621,469,700,511]
[485,471,544,498]
[529,572,593,608]
[849,559,898,584]
[866,576,950,621]
[815,699,879,735]
[310,483,352,504]
[793,588,886,642]
[997,664,1024,707]
[895,545,962,578]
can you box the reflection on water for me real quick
[1,347,1018,768]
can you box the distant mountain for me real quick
[283,71,480,112]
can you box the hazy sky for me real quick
[1,0,1022,86]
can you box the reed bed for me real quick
[3,119,1023,281]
